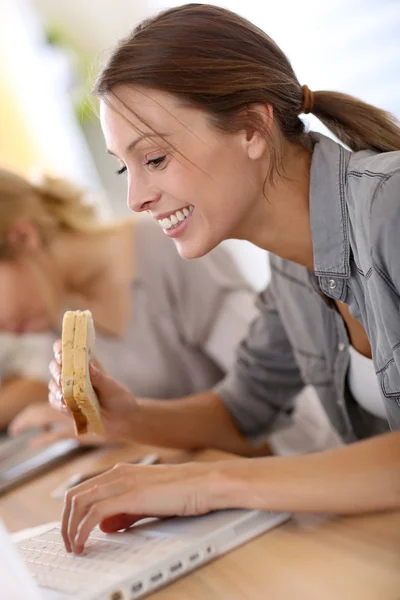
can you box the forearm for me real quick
[130,392,269,457]
[213,431,400,514]
[0,378,48,429]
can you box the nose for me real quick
[127,175,161,213]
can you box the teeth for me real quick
[160,218,172,229]
[158,205,194,230]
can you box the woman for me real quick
[48,4,400,554]
[0,166,258,436]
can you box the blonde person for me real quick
[0,332,53,429]
[0,167,262,441]
[48,4,400,554]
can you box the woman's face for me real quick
[100,86,268,259]
[0,258,54,334]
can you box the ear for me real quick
[241,103,274,161]
[7,219,42,252]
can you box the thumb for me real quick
[99,513,145,533]
[89,362,124,399]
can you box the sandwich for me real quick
[61,310,104,435]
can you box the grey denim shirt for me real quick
[215,132,400,442]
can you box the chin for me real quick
[173,233,219,260]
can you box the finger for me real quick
[8,414,33,437]
[49,360,61,386]
[48,380,68,412]
[61,464,130,551]
[89,356,107,375]
[74,494,131,553]
[53,340,62,363]
[68,478,128,552]
[29,429,68,448]
[9,405,51,437]
[100,513,144,533]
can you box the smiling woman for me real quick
[46,3,400,553]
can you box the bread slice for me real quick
[61,310,104,435]
[61,311,88,435]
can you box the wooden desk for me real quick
[1,443,399,600]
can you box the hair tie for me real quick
[301,85,314,114]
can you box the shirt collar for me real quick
[308,132,352,300]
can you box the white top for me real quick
[0,333,55,384]
[348,345,387,420]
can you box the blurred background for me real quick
[1,0,399,290]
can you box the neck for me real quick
[238,140,314,270]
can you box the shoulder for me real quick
[369,168,400,253]
[348,149,400,185]
[346,150,400,243]
[362,167,400,290]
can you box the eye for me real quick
[144,155,166,169]
[116,165,127,176]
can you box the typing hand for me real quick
[48,340,138,441]
[61,461,219,554]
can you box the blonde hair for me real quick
[0,168,101,260]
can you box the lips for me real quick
[157,205,194,230]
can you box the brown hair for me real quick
[0,168,99,260]
[94,3,400,159]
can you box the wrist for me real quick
[105,395,142,442]
[202,459,257,512]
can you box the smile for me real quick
[158,205,194,230]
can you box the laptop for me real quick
[0,429,84,495]
[6,507,291,599]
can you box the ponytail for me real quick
[309,90,400,152]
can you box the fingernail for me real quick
[55,353,62,364]
[57,375,62,386]
[89,363,100,379]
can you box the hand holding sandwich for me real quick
[49,339,139,443]
[50,311,267,455]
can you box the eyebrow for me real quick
[107,133,168,157]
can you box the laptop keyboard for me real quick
[17,527,187,595]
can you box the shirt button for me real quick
[328,279,337,290]
[338,342,346,351]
